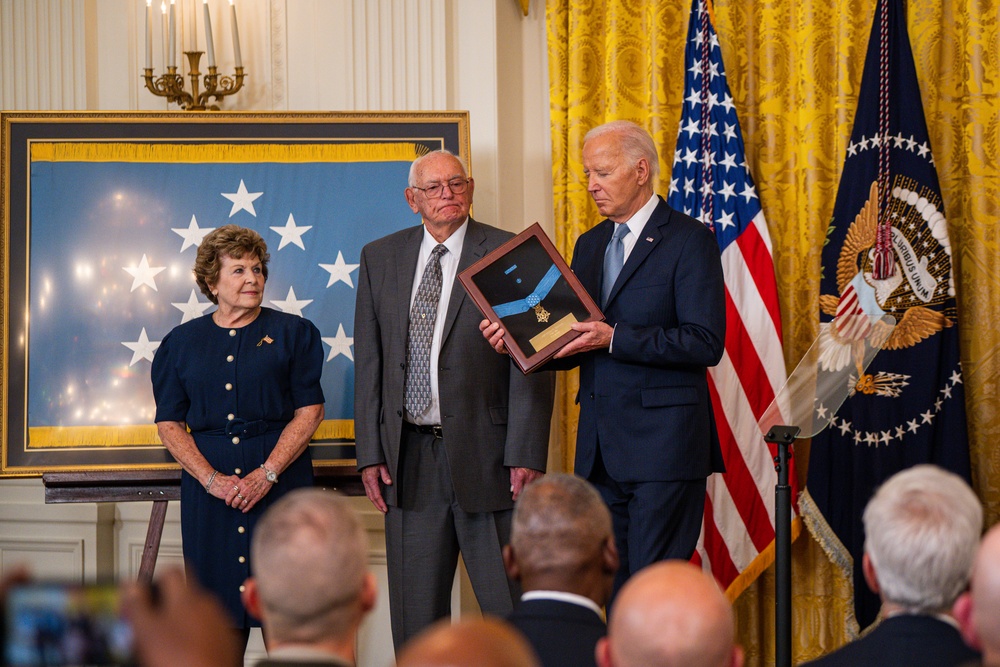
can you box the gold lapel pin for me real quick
[257,335,274,347]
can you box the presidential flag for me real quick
[801,0,970,631]
[26,142,419,455]
[667,0,795,597]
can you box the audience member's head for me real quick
[396,617,540,667]
[242,488,375,661]
[504,473,618,606]
[596,561,742,667]
[862,464,982,615]
[955,524,1000,664]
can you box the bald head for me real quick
[397,618,540,667]
[959,524,1000,661]
[598,561,742,667]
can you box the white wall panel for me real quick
[0,0,87,110]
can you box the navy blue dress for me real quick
[151,307,325,627]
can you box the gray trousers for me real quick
[385,428,518,652]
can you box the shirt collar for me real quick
[619,193,659,239]
[421,218,469,257]
[520,590,605,620]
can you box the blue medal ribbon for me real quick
[493,264,561,318]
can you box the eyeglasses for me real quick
[412,178,470,199]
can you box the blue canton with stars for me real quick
[27,158,415,430]
[667,0,760,251]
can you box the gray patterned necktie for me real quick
[601,223,630,308]
[405,244,448,416]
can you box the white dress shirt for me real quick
[405,220,468,425]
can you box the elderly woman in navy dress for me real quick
[151,225,325,644]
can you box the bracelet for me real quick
[204,470,220,492]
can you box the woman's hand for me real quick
[227,467,273,513]
[209,473,241,502]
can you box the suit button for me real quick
[396,410,402,417]
[238,556,246,563]
[400,363,405,369]
[590,393,594,399]
[232,437,240,444]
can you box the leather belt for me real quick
[402,421,444,439]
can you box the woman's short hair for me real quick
[193,224,270,304]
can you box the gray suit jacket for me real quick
[354,219,553,513]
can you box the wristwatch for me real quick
[260,464,278,484]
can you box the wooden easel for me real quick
[42,470,181,582]
[42,467,363,582]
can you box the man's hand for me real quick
[554,321,614,358]
[124,568,240,667]
[361,464,393,513]
[510,467,544,501]
[480,319,508,354]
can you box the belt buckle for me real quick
[431,425,444,439]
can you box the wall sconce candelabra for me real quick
[142,0,245,111]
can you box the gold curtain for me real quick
[546,0,1000,663]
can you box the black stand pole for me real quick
[765,425,799,667]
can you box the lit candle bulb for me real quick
[145,0,152,69]
[202,0,216,68]
[168,0,176,67]
[229,0,242,69]
[160,2,167,69]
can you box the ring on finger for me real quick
[236,493,244,500]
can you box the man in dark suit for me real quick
[504,474,617,667]
[803,465,981,667]
[485,120,725,595]
[242,489,375,667]
[355,149,554,651]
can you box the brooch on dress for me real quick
[257,335,274,347]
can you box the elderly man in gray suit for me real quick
[354,149,554,651]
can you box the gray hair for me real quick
[584,120,660,180]
[251,488,369,641]
[408,148,469,187]
[510,473,612,574]
[863,464,982,613]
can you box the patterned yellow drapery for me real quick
[546,0,1000,663]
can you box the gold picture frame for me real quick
[1,111,469,476]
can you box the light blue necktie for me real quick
[601,224,630,308]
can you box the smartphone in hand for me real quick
[3,582,135,666]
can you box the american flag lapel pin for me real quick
[257,335,274,347]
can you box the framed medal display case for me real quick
[459,223,603,373]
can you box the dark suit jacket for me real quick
[802,614,980,667]
[551,197,726,482]
[507,598,606,667]
[354,219,553,513]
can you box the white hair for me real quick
[251,488,369,642]
[408,148,469,187]
[863,464,982,613]
[583,120,660,180]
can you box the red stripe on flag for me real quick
[735,223,783,344]
[701,492,741,586]
[708,374,775,554]
[723,289,777,421]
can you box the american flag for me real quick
[666,0,795,597]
